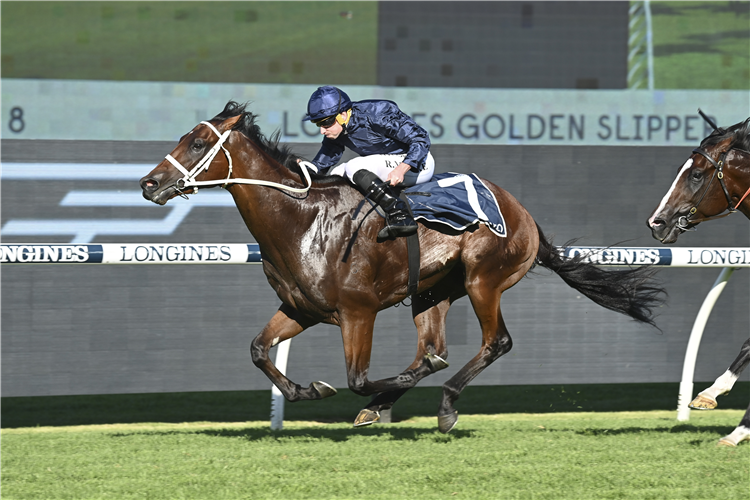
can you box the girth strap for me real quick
[350,191,420,297]
[400,192,420,297]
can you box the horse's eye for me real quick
[191,139,205,152]
[691,171,702,181]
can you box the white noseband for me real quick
[164,121,315,195]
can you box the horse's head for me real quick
[140,113,242,205]
[647,117,750,243]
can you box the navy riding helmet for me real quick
[303,86,352,122]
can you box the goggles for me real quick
[312,115,338,128]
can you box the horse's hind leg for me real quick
[354,292,454,426]
[250,303,336,402]
[436,246,535,433]
[690,337,750,410]
[437,291,513,433]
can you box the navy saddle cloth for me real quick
[404,172,507,237]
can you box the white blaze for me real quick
[648,158,693,226]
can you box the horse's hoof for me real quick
[425,353,449,372]
[312,381,337,399]
[717,430,750,447]
[353,409,380,427]
[688,394,717,410]
[438,411,458,434]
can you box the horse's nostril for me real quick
[140,177,159,192]
[650,218,665,228]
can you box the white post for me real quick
[676,267,736,421]
[270,339,292,430]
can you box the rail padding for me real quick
[3,244,750,268]
[563,246,750,267]
[1,243,262,264]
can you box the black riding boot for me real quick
[352,170,417,240]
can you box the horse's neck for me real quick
[225,148,358,252]
[240,142,301,186]
[228,158,308,232]
[730,151,750,219]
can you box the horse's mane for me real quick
[213,101,345,185]
[700,117,750,152]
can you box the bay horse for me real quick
[141,101,664,433]
[647,114,750,447]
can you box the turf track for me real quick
[2,410,748,500]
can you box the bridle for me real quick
[675,111,750,231]
[164,120,315,198]
[676,147,734,228]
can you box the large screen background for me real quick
[2,1,749,397]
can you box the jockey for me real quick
[303,85,435,239]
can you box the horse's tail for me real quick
[534,223,666,328]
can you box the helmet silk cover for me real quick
[303,86,352,121]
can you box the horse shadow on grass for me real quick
[550,423,738,443]
[110,426,476,443]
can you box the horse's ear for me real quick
[715,135,734,151]
[220,114,243,131]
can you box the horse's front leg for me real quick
[354,291,454,427]
[251,303,336,402]
[340,306,439,401]
[690,337,750,410]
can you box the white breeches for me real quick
[330,152,435,187]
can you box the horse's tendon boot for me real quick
[353,408,380,427]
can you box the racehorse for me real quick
[141,101,664,433]
[647,114,750,447]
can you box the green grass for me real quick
[3,385,749,499]
[0,1,378,84]
[2,411,748,500]
[648,1,750,89]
